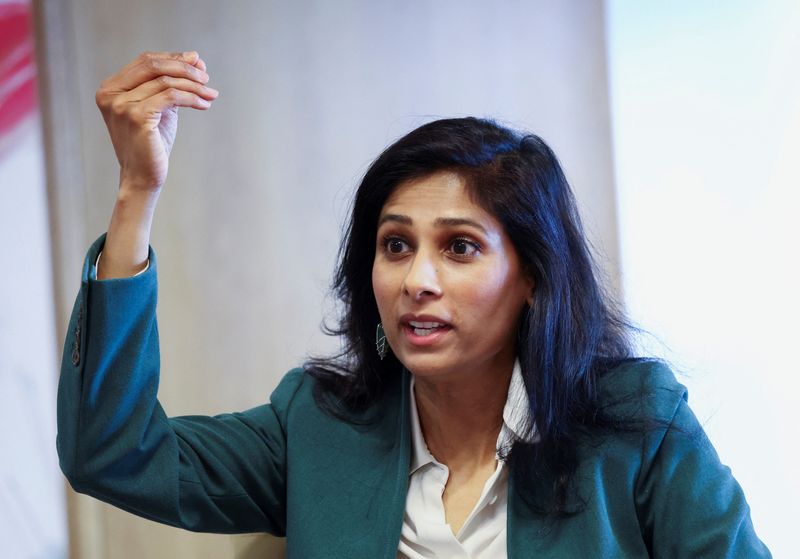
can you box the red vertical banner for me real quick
[0,0,37,153]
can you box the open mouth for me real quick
[408,320,447,336]
[407,320,449,336]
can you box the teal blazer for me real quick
[57,237,771,558]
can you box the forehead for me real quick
[380,171,489,221]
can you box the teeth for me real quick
[408,320,448,337]
[409,320,444,328]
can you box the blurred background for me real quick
[1,0,796,557]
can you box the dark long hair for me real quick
[305,117,636,516]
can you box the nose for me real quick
[402,250,442,301]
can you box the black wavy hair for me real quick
[305,117,637,516]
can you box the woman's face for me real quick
[372,170,534,382]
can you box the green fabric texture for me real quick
[57,236,771,558]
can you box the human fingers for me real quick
[96,56,211,116]
[126,50,200,67]
[102,51,210,94]
[119,75,219,106]
[131,86,214,120]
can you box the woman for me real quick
[57,51,770,558]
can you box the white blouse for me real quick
[397,361,532,559]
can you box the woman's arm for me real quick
[57,237,302,534]
[56,52,297,534]
[94,51,217,279]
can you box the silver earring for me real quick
[376,322,387,360]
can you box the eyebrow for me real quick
[378,214,488,235]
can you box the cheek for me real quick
[459,264,512,307]
[455,264,526,334]
[371,261,392,317]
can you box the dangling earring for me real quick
[376,322,387,360]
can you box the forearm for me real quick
[93,50,214,281]
[98,179,160,279]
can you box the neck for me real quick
[413,358,514,473]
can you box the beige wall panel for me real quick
[46,1,619,557]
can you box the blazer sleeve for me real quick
[56,235,301,535]
[634,366,772,558]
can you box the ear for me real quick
[524,274,535,307]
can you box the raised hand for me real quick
[95,50,218,191]
[96,51,218,279]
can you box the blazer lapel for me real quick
[285,368,411,558]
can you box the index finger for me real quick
[105,51,210,92]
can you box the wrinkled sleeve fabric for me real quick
[634,364,772,558]
[56,235,301,535]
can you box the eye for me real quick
[448,238,480,258]
[382,236,411,255]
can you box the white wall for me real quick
[606,2,799,555]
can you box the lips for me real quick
[398,313,452,344]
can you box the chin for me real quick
[393,352,460,378]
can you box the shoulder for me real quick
[267,366,404,426]
[270,367,307,401]
[267,367,311,420]
[265,367,334,435]
[596,358,689,424]
[592,359,714,479]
